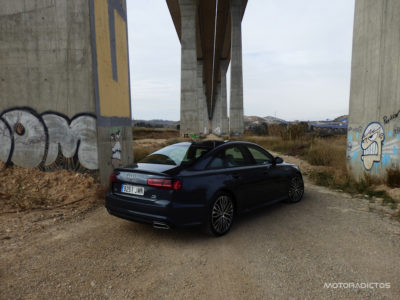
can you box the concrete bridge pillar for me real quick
[229,0,244,135]
[178,0,199,135]
[348,0,400,179]
[197,60,209,134]
[212,60,229,135]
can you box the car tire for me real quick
[204,194,234,237]
[286,174,304,203]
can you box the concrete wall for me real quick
[0,0,95,116]
[0,0,133,185]
[348,0,400,178]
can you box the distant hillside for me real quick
[263,116,288,124]
[133,114,347,130]
[333,115,349,122]
[244,116,268,125]
[244,115,288,127]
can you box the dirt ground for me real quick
[1,178,399,299]
[0,163,105,243]
[1,144,400,299]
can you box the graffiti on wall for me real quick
[347,120,400,174]
[0,107,98,170]
[346,126,361,163]
[110,127,122,168]
[360,122,385,170]
[383,109,400,124]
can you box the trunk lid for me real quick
[115,163,180,184]
[110,163,181,201]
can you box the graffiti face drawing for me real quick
[111,129,122,168]
[361,122,385,170]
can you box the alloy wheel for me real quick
[211,195,234,235]
[288,175,304,203]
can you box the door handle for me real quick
[232,173,240,179]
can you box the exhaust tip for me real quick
[153,221,170,230]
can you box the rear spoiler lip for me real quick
[114,168,170,177]
[115,166,185,176]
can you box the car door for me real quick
[206,145,255,211]
[243,145,280,206]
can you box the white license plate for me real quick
[121,184,144,196]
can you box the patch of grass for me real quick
[235,135,312,157]
[383,198,398,209]
[308,169,398,208]
[307,138,346,169]
[309,171,335,187]
[132,127,179,140]
[133,146,157,162]
[239,134,347,168]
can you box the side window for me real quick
[207,146,249,169]
[247,146,273,165]
[195,148,209,159]
[181,146,211,164]
[207,150,225,169]
[224,146,245,167]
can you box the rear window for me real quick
[140,143,211,166]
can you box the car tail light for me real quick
[147,178,182,190]
[109,173,118,183]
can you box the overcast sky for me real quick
[126,0,355,122]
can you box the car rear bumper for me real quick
[105,192,206,228]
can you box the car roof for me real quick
[191,140,261,148]
[176,140,259,149]
[191,140,226,148]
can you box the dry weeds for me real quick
[132,127,179,140]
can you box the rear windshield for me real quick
[139,143,211,166]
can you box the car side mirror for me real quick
[275,157,283,164]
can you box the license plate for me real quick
[121,184,144,196]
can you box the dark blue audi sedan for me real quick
[106,140,304,236]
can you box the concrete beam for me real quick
[167,0,247,127]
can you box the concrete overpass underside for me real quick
[166,0,247,135]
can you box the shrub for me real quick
[306,137,346,168]
[268,124,287,137]
[387,168,400,188]
[288,123,307,140]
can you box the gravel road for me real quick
[1,179,399,299]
